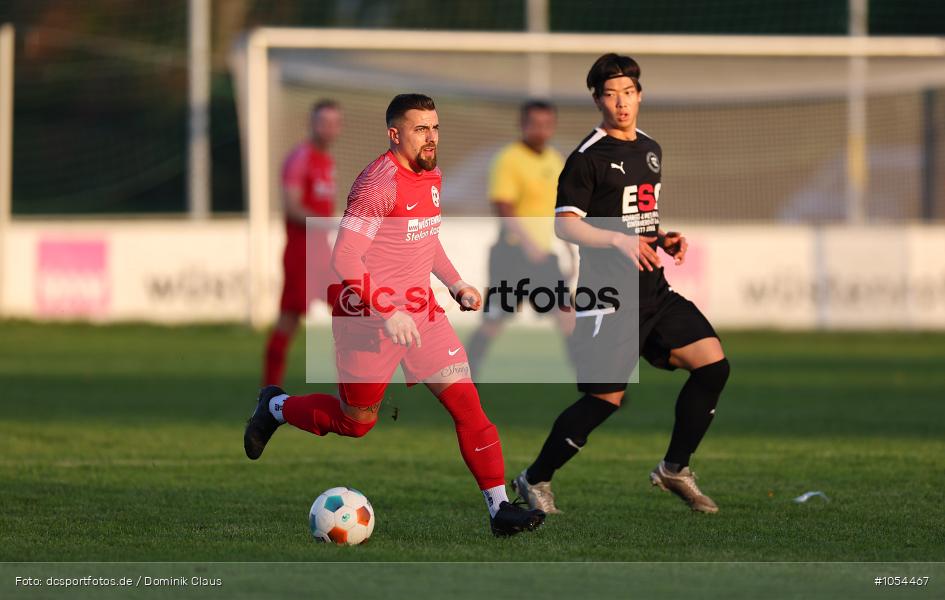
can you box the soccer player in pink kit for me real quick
[245,94,546,537]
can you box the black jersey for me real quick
[555,127,670,307]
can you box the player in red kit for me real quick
[262,100,342,386]
[245,94,546,537]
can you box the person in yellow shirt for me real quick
[466,100,576,378]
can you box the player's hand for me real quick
[611,233,660,272]
[383,310,421,348]
[450,281,482,311]
[661,231,688,265]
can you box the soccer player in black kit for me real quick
[512,53,731,514]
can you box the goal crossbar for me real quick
[251,28,945,58]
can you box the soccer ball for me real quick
[309,486,375,545]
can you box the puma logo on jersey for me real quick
[405,202,419,210]
[610,161,625,174]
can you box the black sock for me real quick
[664,358,730,468]
[526,394,618,483]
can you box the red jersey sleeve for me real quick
[332,155,399,319]
[431,238,461,288]
[339,156,398,240]
[331,228,397,319]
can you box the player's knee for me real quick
[338,413,377,438]
[589,391,624,407]
[692,358,730,394]
[339,383,386,413]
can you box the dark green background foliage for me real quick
[0,1,942,215]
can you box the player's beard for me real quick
[416,145,437,171]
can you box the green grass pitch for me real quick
[1,321,943,563]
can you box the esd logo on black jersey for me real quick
[621,182,661,234]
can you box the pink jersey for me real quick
[282,142,336,246]
[337,150,455,320]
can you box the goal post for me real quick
[0,24,14,320]
[236,28,945,329]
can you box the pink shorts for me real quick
[332,311,468,407]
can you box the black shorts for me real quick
[572,291,718,394]
[482,240,567,322]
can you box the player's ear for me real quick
[388,126,399,146]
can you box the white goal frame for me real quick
[0,24,14,319]
[241,28,945,328]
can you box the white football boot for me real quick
[650,460,719,513]
[511,469,562,514]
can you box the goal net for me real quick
[231,30,945,347]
